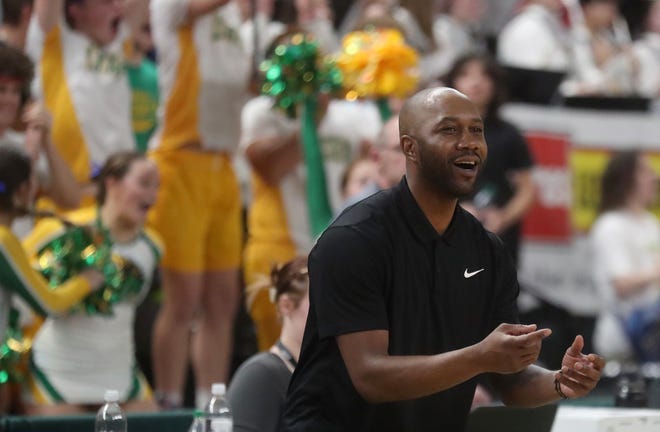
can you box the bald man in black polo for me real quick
[280,87,604,431]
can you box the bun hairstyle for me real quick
[95,151,145,205]
[270,256,309,306]
[0,146,31,212]
[245,256,309,311]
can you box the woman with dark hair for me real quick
[0,146,102,413]
[21,151,161,414]
[228,256,309,432]
[590,150,660,362]
[445,53,535,266]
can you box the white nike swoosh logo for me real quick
[464,268,485,278]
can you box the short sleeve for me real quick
[310,225,389,339]
[591,217,633,281]
[239,96,299,151]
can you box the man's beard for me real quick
[417,147,476,199]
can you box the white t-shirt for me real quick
[421,15,479,83]
[26,18,135,174]
[151,0,282,152]
[497,5,570,72]
[633,33,660,98]
[590,210,660,360]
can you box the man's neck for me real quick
[407,179,457,234]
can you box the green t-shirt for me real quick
[126,59,159,153]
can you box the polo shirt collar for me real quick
[396,177,462,246]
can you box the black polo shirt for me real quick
[280,178,520,432]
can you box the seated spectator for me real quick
[228,256,309,432]
[562,0,638,96]
[633,0,660,98]
[339,0,431,53]
[497,0,571,73]
[421,0,487,84]
[22,151,161,414]
[590,150,660,362]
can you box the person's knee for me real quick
[204,291,240,322]
[159,271,205,322]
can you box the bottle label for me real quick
[210,418,233,432]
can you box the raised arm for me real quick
[33,0,63,34]
[245,132,301,186]
[1,228,102,317]
[23,103,82,209]
[187,0,232,21]
[337,323,552,404]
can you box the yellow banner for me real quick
[571,149,660,232]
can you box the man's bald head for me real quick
[399,87,474,138]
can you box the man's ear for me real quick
[401,135,417,163]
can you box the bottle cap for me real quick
[104,389,120,402]
[211,383,226,396]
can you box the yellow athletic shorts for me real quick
[148,150,243,272]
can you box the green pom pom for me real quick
[260,33,343,118]
[35,213,145,316]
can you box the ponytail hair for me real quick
[95,151,145,205]
[246,256,309,311]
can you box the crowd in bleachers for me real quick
[1,0,660,425]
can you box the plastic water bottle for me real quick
[188,410,206,432]
[205,383,232,432]
[95,390,127,432]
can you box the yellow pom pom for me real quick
[337,29,419,100]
